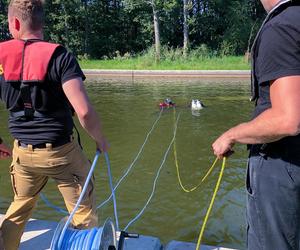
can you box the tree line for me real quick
[0,0,266,60]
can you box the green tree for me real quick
[221,0,265,55]
[183,0,190,56]
[0,0,266,58]
[44,0,87,56]
[0,0,9,41]
[124,0,162,61]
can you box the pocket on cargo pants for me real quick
[53,142,98,228]
[10,153,48,197]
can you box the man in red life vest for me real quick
[0,1,109,250]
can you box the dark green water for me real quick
[0,79,252,249]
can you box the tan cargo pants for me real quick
[0,139,98,250]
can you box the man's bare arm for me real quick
[62,77,109,152]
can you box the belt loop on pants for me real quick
[27,144,33,151]
[14,140,19,148]
[46,143,53,151]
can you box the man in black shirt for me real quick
[212,0,300,249]
[0,1,109,250]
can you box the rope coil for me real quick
[51,217,116,250]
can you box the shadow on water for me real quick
[0,78,252,249]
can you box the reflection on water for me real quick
[0,79,252,249]
[191,110,201,117]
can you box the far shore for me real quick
[79,55,251,72]
[80,55,252,80]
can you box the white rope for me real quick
[97,109,164,209]
[124,112,181,231]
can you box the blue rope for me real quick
[104,152,119,231]
[52,226,104,250]
[57,151,101,249]
[45,109,170,237]
[40,193,68,215]
[41,110,163,215]
[124,112,181,231]
[54,151,120,250]
[97,109,164,210]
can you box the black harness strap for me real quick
[20,83,35,118]
[19,40,35,119]
[9,110,69,119]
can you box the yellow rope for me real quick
[173,107,219,193]
[196,157,226,250]
[172,107,227,249]
[174,139,218,192]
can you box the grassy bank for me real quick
[79,56,250,71]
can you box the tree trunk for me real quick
[151,0,161,62]
[183,0,189,57]
[245,20,257,62]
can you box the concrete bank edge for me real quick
[83,69,250,78]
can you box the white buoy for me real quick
[191,99,204,110]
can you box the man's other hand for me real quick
[0,143,12,159]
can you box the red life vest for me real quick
[0,39,61,118]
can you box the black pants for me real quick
[247,150,300,250]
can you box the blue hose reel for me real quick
[50,217,117,250]
[49,152,140,250]
[50,152,119,250]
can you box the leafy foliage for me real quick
[0,0,265,58]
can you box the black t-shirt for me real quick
[254,3,300,117]
[253,3,300,149]
[0,46,85,145]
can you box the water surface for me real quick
[0,78,252,249]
